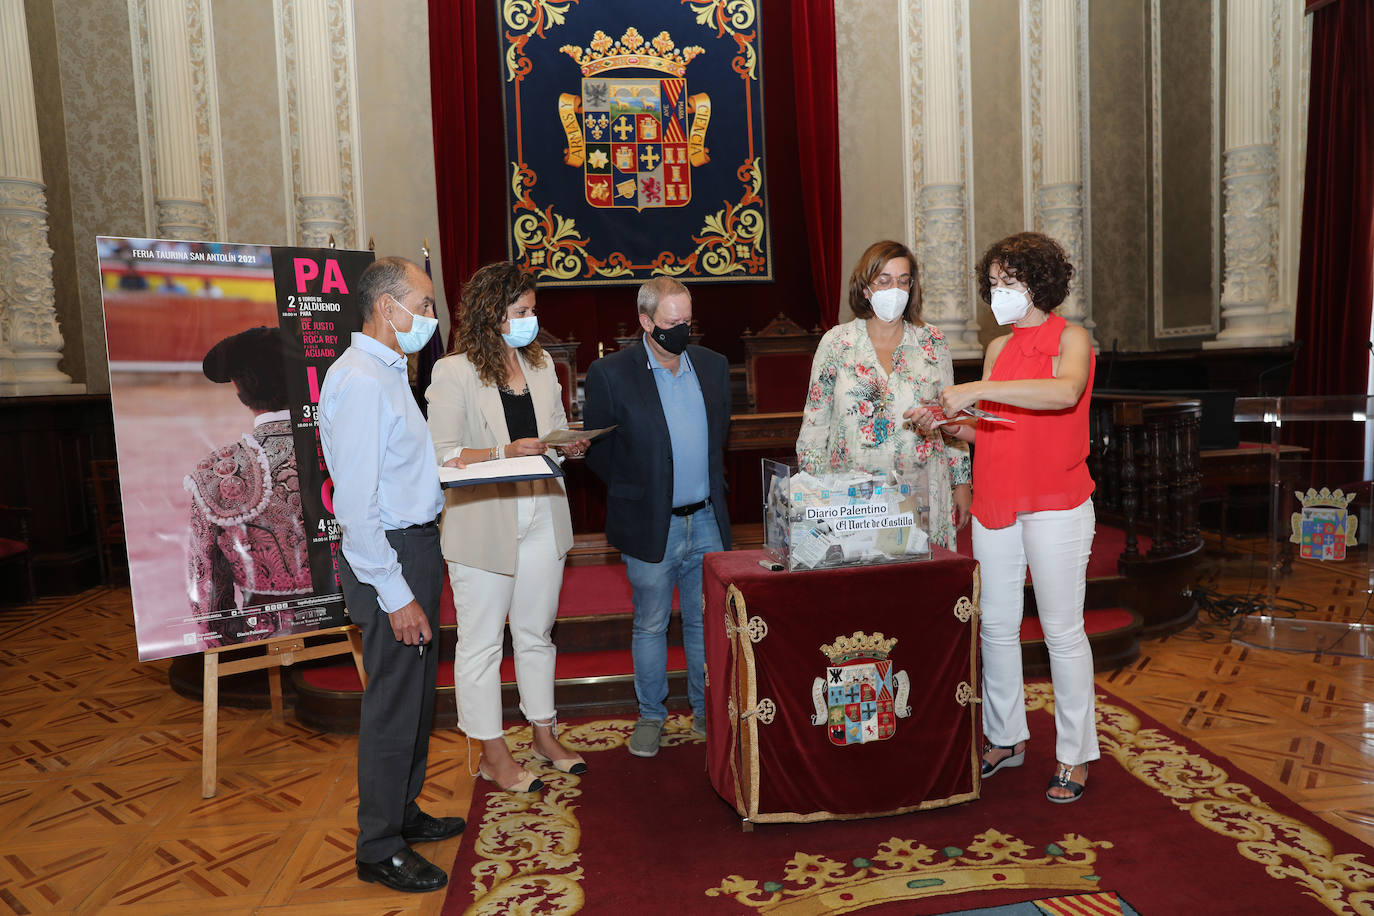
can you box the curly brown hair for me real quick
[847,240,922,323]
[975,232,1074,312]
[451,261,545,388]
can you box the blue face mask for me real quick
[387,296,438,353]
[502,315,539,349]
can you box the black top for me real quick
[500,386,538,441]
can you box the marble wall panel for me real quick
[53,0,148,394]
[1159,0,1215,338]
[212,0,287,246]
[24,0,84,386]
[836,0,905,323]
[354,0,448,332]
[969,0,1023,345]
[1088,0,1149,352]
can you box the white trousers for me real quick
[973,498,1099,766]
[447,489,565,741]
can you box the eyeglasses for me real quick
[872,275,913,291]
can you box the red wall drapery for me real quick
[426,1,841,367]
[1290,0,1374,462]
[789,1,843,329]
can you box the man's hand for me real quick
[556,437,592,458]
[387,599,432,646]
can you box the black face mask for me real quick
[650,321,690,355]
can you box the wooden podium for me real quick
[201,625,366,798]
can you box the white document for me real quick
[791,523,841,569]
[540,425,616,446]
[438,455,562,488]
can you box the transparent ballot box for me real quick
[1228,395,1373,657]
[762,459,932,571]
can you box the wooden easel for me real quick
[201,624,367,798]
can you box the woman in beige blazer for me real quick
[426,261,589,793]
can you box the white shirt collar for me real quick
[254,409,292,427]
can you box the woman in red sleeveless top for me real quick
[908,233,1097,804]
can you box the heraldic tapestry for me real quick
[497,0,772,286]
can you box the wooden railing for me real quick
[1089,393,1203,565]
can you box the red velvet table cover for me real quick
[704,548,981,823]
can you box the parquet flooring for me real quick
[0,537,1371,914]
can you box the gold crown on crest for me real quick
[560,28,705,77]
[1295,487,1356,509]
[820,631,898,664]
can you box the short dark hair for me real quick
[357,256,420,322]
[975,232,1074,312]
[847,240,921,322]
[202,326,288,411]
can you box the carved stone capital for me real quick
[917,182,978,353]
[1037,182,1088,326]
[155,197,213,240]
[1219,143,1277,313]
[297,193,347,248]
[0,178,80,393]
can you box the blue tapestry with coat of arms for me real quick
[496,0,771,286]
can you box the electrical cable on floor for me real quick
[1179,583,1318,641]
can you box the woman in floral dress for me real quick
[795,240,971,549]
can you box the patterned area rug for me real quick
[442,683,1374,914]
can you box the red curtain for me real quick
[1289,0,1374,462]
[427,0,504,346]
[789,1,843,329]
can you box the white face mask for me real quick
[990,286,1032,325]
[868,288,908,322]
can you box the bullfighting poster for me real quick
[497,0,772,286]
[98,237,373,661]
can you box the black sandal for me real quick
[1046,761,1088,803]
[980,740,1026,777]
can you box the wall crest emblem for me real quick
[558,28,710,211]
[810,631,911,746]
[1290,487,1359,561]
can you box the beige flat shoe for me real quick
[531,749,588,776]
[477,764,544,794]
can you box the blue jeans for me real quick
[623,506,722,721]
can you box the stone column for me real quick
[1036,0,1093,339]
[913,0,980,358]
[142,0,214,238]
[1208,0,1285,348]
[288,0,349,247]
[0,0,82,395]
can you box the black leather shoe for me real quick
[356,847,448,893]
[402,810,466,844]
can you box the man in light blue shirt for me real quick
[319,256,462,894]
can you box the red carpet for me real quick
[442,683,1372,914]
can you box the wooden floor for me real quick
[1,536,1371,914]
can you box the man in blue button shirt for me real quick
[320,256,464,893]
[584,277,732,758]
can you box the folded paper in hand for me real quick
[539,425,615,446]
[919,398,1014,426]
[438,455,563,488]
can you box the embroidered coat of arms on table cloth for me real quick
[810,631,912,746]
